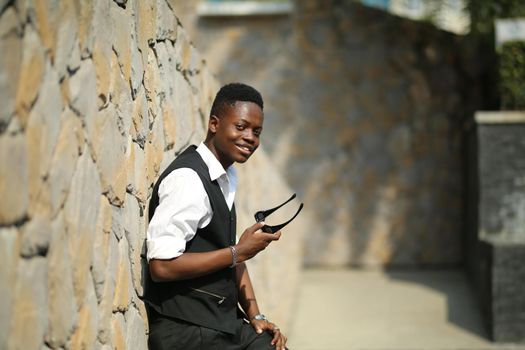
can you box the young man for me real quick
[143,83,288,350]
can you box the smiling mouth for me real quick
[236,144,253,155]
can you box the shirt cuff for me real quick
[146,235,186,262]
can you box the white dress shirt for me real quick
[146,142,237,261]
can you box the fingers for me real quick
[249,221,266,233]
[269,323,287,350]
[237,224,282,261]
[252,320,287,350]
[260,230,281,244]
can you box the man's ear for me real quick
[209,115,220,133]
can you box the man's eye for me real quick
[236,124,245,130]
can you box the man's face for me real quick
[209,101,264,169]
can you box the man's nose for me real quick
[243,130,256,143]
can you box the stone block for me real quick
[8,257,48,350]
[26,64,63,217]
[0,131,28,225]
[111,205,125,240]
[92,196,113,302]
[156,0,177,42]
[197,65,219,122]
[64,147,101,306]
[131,88,149,147]
[134,0,156,64]
[125,306,148,350]
[92,44,111,109]
[31,0,60,61]
[123,194,146,297]
[111,312,126,350]
[48,108,83,217]
[173,27,191,72]
[0,7,22,130]
[45,212,77,348]
[54,1,79,80]
[0,1,11,14]
[84,0,113,107]
[172,73,197,150]
[184,46,203,89]
[80,0,113,58]
[97,232,119,345]
[68,58,97,119]
[109,1,143,100]
[145,116,165,184]
[98,343,113,350]
[127,141,148,204]
[20,215,51,258]
[155,40,177,108]
[0,227,19,350]
[68,37,82,73]
[88,105,127,206]
[115,0,128,7]
[113,237,133,312]
[76,0,93,57]
[70,275,99,350]
[143,46,161,115]
[111,2,132,83]
[130,30,144,100]
[110,56,133,141]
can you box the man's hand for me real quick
[235,222,281,263]
[251,319,287,350]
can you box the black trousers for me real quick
[148,311,280,350]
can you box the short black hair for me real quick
[210,83,263,118]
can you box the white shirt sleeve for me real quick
[146,168,213,261]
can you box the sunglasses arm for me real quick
[259,193,297,218]
[264,203,304,233]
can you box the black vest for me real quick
[143,146,240,335]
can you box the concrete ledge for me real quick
[475,111,525,124]
[197,1,293,17]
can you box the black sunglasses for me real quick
[254,194,304,233]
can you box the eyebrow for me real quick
[238,118,263,128]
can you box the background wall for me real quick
[0,0,304,348]
[173,0,484,267]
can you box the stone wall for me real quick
[173,0,484,267]
[0,0,304,348]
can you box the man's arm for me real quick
[150,248,234,282]
[236,260,288,350]
[236,262,260,319]
[149,221,280,282]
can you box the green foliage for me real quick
[499,41,525,109]
[468,0,525,35]
[467,0,525,109]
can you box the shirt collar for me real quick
[196,142,236,182]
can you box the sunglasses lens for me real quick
[254,195,303,234]
[262,225,274,233]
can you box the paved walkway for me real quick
[288,269,525,350]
